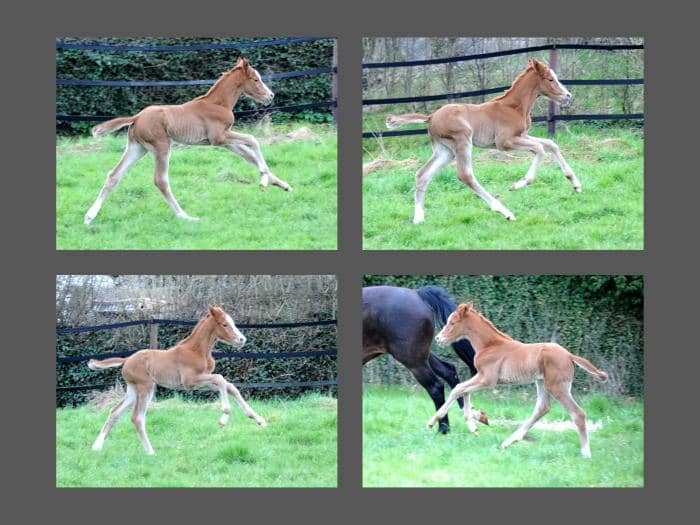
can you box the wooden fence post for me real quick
[149,321,158,349]
[332,40,338,124]
[548,46,558,137]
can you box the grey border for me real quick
[5,0,700,522]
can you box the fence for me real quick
[56,37,338,128]
[362,43,644,138]
[56,317,337,401]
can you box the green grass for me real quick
[363,385,643,487]
[56,393,337,487]
[56,123,337,250]
[363,124,643,250]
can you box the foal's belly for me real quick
[163,107,211,145]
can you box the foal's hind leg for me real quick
[84,139,146,224]
[218,130,292,192]
[413,141,453,224]
[131,383,156,454]
[501,380,551,449]
[527,135,582,192]
[455,141,515,220]
[549,382,591,458]
[151,143,199,221]
[92,384,136,451]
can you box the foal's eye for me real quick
[222,323,228,327]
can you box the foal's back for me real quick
[428,101,528,149]
[121,345,213,389]
[478,342,576,385]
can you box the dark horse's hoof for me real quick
[438,425,450,435]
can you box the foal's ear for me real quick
[531,59,548,77]
[208,304,221,316]
[457,302,473,317]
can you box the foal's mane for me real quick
[473,309,514,341]
[197,64,246,99]
[491,65,537,102]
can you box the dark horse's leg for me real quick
[406,362,452,434]
[428,353,465,410]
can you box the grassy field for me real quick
[56,393,337,487]
[363,124,643,250]
[363,385,643,487]
[56,123,337,250]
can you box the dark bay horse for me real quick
[363,285,488,433]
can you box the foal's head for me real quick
[528,59,572,106]
[435,301,479,345]
[208,305,246,347]
[235,57,274,105]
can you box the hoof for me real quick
[506,214,516,221]
[84,214,95,225]
[574,187,582,193]
[257,418,268,427]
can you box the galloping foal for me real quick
[84,57,292,225]
[427,302,608,458]
[387,59,581,223]
[87,305,267,454]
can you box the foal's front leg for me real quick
[226,382,267,427]
[220,130,292,192]
[526,135,582,192]
[501,136,546,191]
[427,374,486,429]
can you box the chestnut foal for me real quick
[387,59,581,223]
[85,57,291,225]
[87,305,266,454]
[427,302,608,458]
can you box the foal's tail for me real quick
[416,285,478,375]
[386,113,431,129]
[87,357,127,371]
[572,355,609,382]
[91,116,136,137]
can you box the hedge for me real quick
[56,37,335,135]
[362,275,643,397]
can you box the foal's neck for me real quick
[201,68,245,109]
[468,314,513,351]
[497,70,540,118]
[180,316,218,355]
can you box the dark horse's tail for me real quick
[416,285,478,375]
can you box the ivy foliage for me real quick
[56,37,335,135]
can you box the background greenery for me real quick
[363,386,643,487]
[57,393,337,487]
[362,275,643,397]
[57,37,335,135]
[56,123,337,250]
[363,123,643,250]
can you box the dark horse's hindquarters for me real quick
[362,285,478,433]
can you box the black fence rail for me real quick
[56,318,337,393]
[362,42,644,138]
[57,37,338,125]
